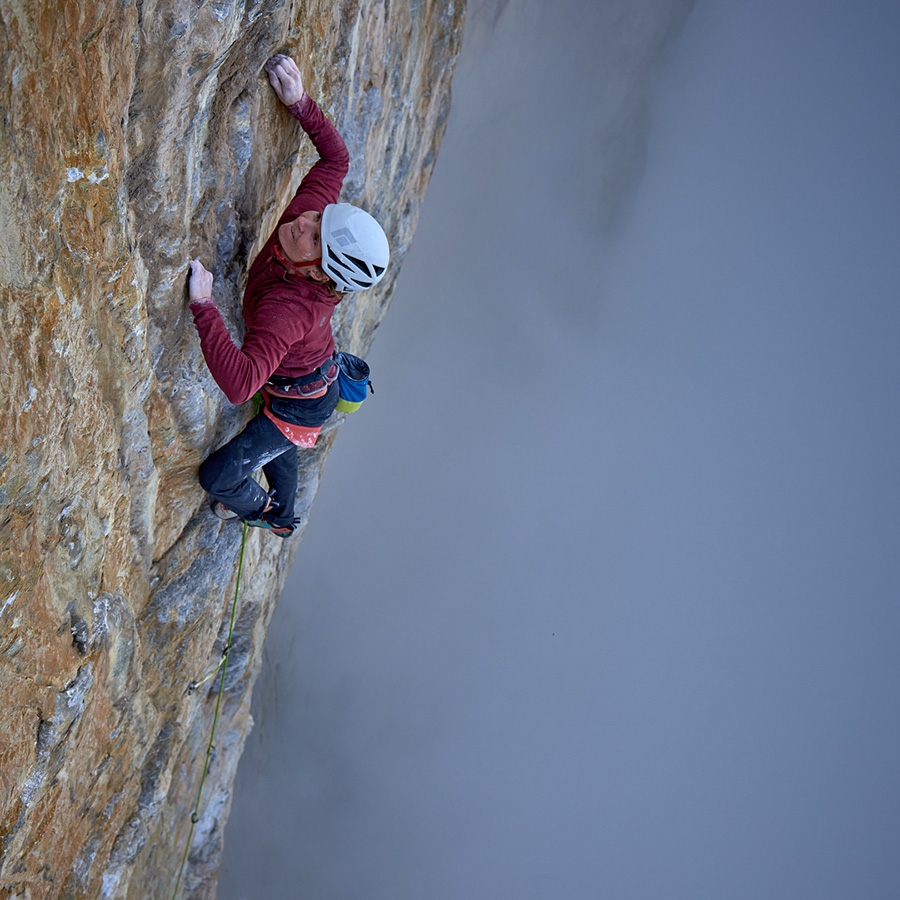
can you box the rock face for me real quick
[0,1,465,897]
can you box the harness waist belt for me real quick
[265,360,339,399]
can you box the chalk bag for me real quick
[335,351,373,413]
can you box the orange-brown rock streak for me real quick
[0,0,465,897]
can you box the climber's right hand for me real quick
[265,54,305,107]
[188,258,214,303]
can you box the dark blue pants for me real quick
[199,414,298,526]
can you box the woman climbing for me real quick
[188,54,389,537]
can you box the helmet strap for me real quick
[273,242,323,278]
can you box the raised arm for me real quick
[265,54,350,217]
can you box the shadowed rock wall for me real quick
[0,1,465,897]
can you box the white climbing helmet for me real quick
[320,202,390,293]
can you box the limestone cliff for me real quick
[0,1,465,897]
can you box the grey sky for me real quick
[220,1,900,898]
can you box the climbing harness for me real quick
[172,520,249,900]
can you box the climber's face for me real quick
[278,210,322,267]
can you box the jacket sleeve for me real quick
[278,94,350,222]
[189,299,308,405]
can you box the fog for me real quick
[220,1,900,898]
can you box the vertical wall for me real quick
[0,1,465,897]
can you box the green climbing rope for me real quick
[172,520,249,900]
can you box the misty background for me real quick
[220,1,900,898]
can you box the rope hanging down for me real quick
[172,520,249,900]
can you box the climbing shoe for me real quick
[242,514,301,539]
[211,500,239,520]
[210,493,297,537]
[243,491,299,537]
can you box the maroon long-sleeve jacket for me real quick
[189,94,349,405]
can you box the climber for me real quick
[187,54,389,537]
